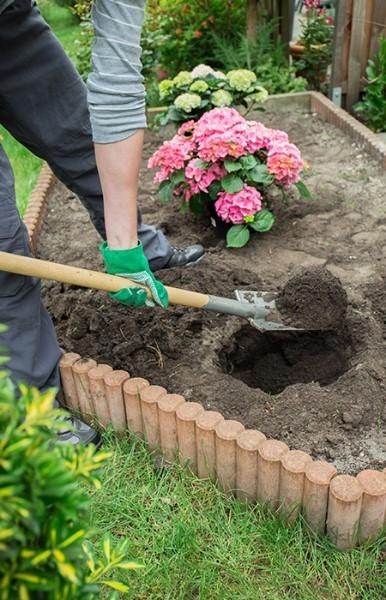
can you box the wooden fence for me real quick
[330,0,386,111]
[246,0,293,49]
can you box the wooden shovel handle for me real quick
[0,252,209,309]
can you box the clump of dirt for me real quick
[276,267,348,330]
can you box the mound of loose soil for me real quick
[38,104,386,474]
[276,267,348,330]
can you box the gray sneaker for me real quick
[57,415,102,448]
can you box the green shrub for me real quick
[294,4,334,92]
[210,30,308,95]
[71,0,92,80]
[142,0,246,77]
[354,36,386,133]
[0,367,141,599]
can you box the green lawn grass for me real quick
[88,432,386,600]
[1,0,80,215]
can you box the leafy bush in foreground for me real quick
[0,366,141,599]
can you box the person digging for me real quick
[0,0,204,447]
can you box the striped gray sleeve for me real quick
[87,0,147,144]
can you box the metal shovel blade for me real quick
[234,289,304,332]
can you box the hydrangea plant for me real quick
[148,108,310,248]
[157,64,268,127]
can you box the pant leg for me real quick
[0,146,61,390]
[0,0,173,270]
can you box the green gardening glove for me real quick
[100,241,169,308]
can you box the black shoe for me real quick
[163,244,205,269]
[57,415,102,449]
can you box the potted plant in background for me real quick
[290,0,334,91]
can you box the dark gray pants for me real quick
[0,0,172,390]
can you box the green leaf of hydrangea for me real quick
[170,170,186,185]
[295,180,312,200]
[224,160,242,173]
[226,225,250,248]
[250,209,275,232]
[248,165,274,185]
[221,174,244,193]
[158,181,175,204]
[239,155,258,170]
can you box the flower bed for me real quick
[34,93,386,548]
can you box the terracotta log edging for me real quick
[22,163,55,254]
[176,401,205,473]
[58,353,386,549]
[236,429,266,502]
[215,419,245,493]
[303,461,337,535]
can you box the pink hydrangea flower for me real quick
[196,137,246,162]
[147,108,306,207]
[267,142,304,186]
[178,120,196,136]
[215,186,263,224]
[265,127,289,149]
[185,159,226,192]
[243,121,272,153]
[193,107,245,141]
[148,136,194,171]
[154,166,172,183]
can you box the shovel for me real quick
[0,251,301,332]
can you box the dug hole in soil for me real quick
[39,105,386,474]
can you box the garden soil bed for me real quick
[39,105,386,474]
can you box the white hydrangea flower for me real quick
[190,80,209,94]
[211,89,233,107]
[173,71,193,88]
[158,79,174,100]
[226,69,257,92]
[174,93,202,112]
[213,70,226,80]
[247,86,269,103]
[191,64,215,79]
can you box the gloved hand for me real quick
[100,241,169,308]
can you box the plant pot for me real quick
[289,41,327,59]
[289,42,329,90]
[289,41,306,59]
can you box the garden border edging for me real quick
[23,163,55,254]
[59,353,386,551]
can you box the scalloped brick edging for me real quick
[59,353,386,551]
[22,163,55,254]
[309,92,386,170]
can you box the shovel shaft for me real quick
[0,251,210,309]
[0,252,263,320]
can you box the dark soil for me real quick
[276,266,348,330]
[38,105,386,474]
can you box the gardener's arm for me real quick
[94,133,143,250]
[87,0,167,307]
